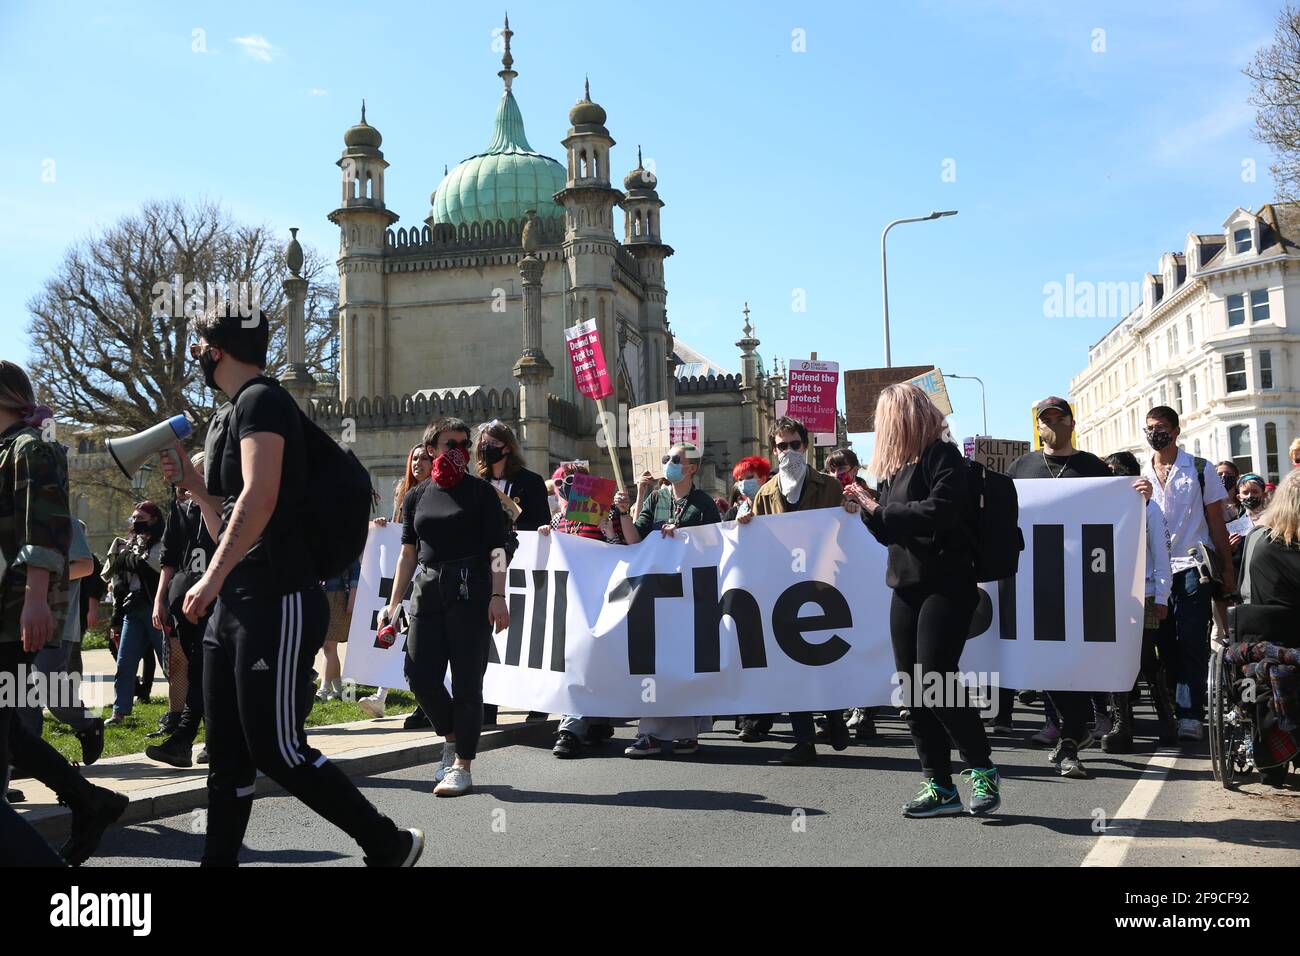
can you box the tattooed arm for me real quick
[181,432,282,622]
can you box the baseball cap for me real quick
[1034,396,1073,420]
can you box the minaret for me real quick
[555,78,623,414]
[620,146,674,404]
[281,228,314,410]
[327,101,398,402]
[736,303,761,458]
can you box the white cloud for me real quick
[308,88,327,97]
[1152,96,1253,162]
[232,35,278,63]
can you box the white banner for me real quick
[345,478,1145,715]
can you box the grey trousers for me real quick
[17,641,95,737]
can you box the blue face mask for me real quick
[664,462,685,484]
[739,477,759,499]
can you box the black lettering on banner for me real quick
[998,575,1016,640]
[549,570,568,672]
[528,569,548,669]
[504,568,527,665]
[770,581,852,666]
[608,573,684,674]
[1081,524,1116,642]
[691,566,767,672]
[1033,524,1066,641]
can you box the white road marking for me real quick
[1080,749,1182,867]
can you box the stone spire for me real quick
[514,208,553,474]
[281,227,314,410]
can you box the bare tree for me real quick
[27,198,337,446]
[1247,4,1300,201]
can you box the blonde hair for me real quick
[1261,468,1300,548]
[869,382,949,482]
[1290,436,1300,464]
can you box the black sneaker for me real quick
[403,707,432,730]
[60,786,129,866]
[196,747,209,765]
[525,711,549,722]
[854,716,879,740]
[1051,740,1090,779]
[364,827,425,867]
[1017,690,1041,706]
[145,712,179,739]
[781,742,817,765]
[76,718,105,766]
[5,788,25,803]
[552,730,581,759]
[145,736,194,769]
[902,779,964,818]
[826,714,850,752]
[737,719,765,742]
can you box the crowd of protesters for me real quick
[4,334,1300,864]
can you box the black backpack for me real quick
[965,459,1024,583]
[298,410,373,581]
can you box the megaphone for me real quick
[106,415,193,480]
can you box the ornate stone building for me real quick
[291,18,802,500]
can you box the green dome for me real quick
[432,90,566,227]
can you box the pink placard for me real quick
[785,359,839,435]
[564,319,613,401]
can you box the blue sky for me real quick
[0,0,1283,451]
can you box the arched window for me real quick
[365,174,373,200]
[1229,424,1252,474]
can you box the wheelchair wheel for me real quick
[1207,641,1243,788]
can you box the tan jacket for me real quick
[752,468,843,515]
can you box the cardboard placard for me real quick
[564,319,613,400]
[629,400,670,480]
[844,365,934,432]
[971,437,1031,474]
[565,472,618,526]
[906,366,953,416]
[786,359,840,435]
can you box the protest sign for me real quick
[972,437,1031,474]
[906,366,953,416]
[786,359,839,435]
[629,400,670,479]
[565,472,618,526]
[844,365,933,432]
[564,319,613,401]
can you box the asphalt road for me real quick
[85,700,1290,867]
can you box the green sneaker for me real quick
[902,779,964,818]
[961,766,1001,815]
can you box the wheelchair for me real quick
[1208,603,1300,789]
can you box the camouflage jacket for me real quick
[0,423,71,643]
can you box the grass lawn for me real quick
[42,687,419,764]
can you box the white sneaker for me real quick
[358,694,386,719]
[433,742,456,783]
[434,764,472,797]
[1177,718,1203,741]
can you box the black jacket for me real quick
[865,439,976,590]
[494,466,550,532]
[161,495,217,611]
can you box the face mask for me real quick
[198,347,220,391]
[1241,495,1262,511]
[483,445,505,466]
[778,449,806,477]
[431,447,469,489]
[1145,428,1174,451]
[739,477,759,499]
[131,520,149,534]
[664,462,685,484]
[1037,420,1070,446]
[1220,475,1237,494]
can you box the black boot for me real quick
[145,711,180,739]
[1101,693,1132,753]
[403,707,431,730]
[76,717,105,766]
[60,784,129,866]
[1150,673,1178,745]
[145,735,194,769]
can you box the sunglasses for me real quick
[774,440,804,452]
[188,342,211,360]
[427,439,472,453]
[661,454,683,465]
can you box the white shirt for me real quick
[1144,500,1173,605]
[1142,448,1227,573]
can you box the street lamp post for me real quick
[947,373,987,437]
[881,210,958,368]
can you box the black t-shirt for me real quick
[1246,534,1300,610]
[204,377,314,597]
[402,475,509,567]
[1006,449,1112,480]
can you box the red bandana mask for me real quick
[432,446,469,489]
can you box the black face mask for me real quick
[1242,495,1262,511]
[482,445,505,466]
[1145,428,1174,451]
[198,347,220,391]
[131,520,149,534]
[1221,476,1238,494]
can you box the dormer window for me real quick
[1233,227,1252,253]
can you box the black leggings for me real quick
[890,581,992,785]
[403,566,492,761]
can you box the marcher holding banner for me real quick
[845,383,1001,817]
[740,416,860,764]
[723,456,770,521]
[381,417,513,797]
[615,441,721,755]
